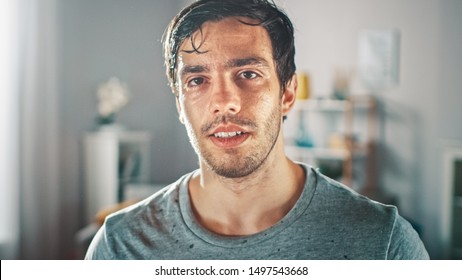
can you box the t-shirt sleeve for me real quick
[386,214,430,259]
[84,224,114,260]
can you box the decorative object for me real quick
[96,77,130,126]
[295,110,314,148]
[332,68,352,100]
[296,72,311,100]
[358,29,400,91]
[294,72,314,147]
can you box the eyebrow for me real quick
[179,56,270,79]
[180,65,210,76]
[225,57,270,68]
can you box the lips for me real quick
[209,125,250,148]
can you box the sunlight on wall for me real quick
[0,0,19,259]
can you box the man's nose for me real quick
[208,77,241,115]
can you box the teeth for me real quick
[214,131,243,138]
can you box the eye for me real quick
[240,71,258,80]
[188,77,204,87]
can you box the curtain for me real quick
[4,0,61,259]
[0,0,19,260]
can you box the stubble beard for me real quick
[185,104,282,179]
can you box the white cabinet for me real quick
[83,129,151,223]
[284,95,378,193]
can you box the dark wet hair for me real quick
[162,0,296,94]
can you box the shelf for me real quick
[83,130,152,224]
[285,94,378,193]
[285,145,350,160]
[295,96,376,112]
[295,99,349,112]
[351,141,375,154]
[286,143,370,159]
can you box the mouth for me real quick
[208,127,250,148]
[213,131,246,138]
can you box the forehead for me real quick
[177,17,274,67]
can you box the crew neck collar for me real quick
[179,163,318,248]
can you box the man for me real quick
[86,0,429,259]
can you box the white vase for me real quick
[98,123,125,133]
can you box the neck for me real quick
[188,140,305,236]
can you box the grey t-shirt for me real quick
[85,164,429,259]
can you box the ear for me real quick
[281,74,297,117]
[175,96,185,124]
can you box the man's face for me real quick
[175,17,291,178]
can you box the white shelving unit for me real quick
[285,95,378,193]
[442,141,462,259]
[82,128,151,224]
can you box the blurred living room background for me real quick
[1,0,461,260]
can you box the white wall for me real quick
[58,0,197,258]
[281,0,462,258]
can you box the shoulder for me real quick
[106,181,181,228]
[105,172,190,232]
[85,173,191,259]
[309,168,428,259]
[312,168,397,220]
[387,214,430,259]
[308,169,395,243]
